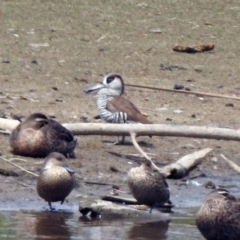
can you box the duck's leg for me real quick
[112,135,125,145]
[149,205,154,213]
[48,202,55,211]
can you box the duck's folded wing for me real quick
[106,95,152,124]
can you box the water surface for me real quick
[0,208,204,239]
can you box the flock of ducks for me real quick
[7,73,240,240]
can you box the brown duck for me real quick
[84,73,152,144]
[196,188,240,240]
[36,152,75,210]
[9,113,77,158]
[127,159,170,213]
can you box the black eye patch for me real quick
[106,76,115,83]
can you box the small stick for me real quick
[7,178,32,188]
[130,132,162,172]
[127,153,156,157]
[126,83,240,101]
[0,156,39,177]
[221,154,240,173]
[0,156,120,187]
[9,157,27,162]
[84,181,122,186]
[130,132,151,161]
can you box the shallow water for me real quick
[0,208,204,240]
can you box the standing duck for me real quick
[196,188,240,240]
[36,152,75,210]
[84,73,152,144]
[127,159,170,213]
[9,113,77,158]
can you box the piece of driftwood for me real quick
[0,118,19,131]
[162,148,212,178]
[130,132,212,178]
[102,195,174,210]
[221,154,240,173]
[79,197,172,218]
[102,195,138,205]
[173,43,214,53]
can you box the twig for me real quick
[9,158,27,162]
[0,156,120,187]
[127,153,156,157]
[7,178,32,188]
[221,154,240,173]
[84,181,122,186]
[126,83,240,101]
[0,156,39,177]
[130,132,151,161]
[130,132,162,171]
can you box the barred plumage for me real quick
[95,89,128,123]
[85,73,151,124]
[84,73,152,143]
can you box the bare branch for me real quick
[1,117,240,143]
[126,83,240,101]
[63,123,240,142]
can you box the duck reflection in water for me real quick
[35,212,73,240]
[128,220,170,240]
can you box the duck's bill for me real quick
[63,164,75,174]
[84,82,104,94]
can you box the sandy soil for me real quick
[1,0,240,212]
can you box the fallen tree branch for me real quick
[63,123,240,143]
[1,118,240,142]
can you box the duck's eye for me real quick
[56,157,63,161]
[106,76,115,83]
